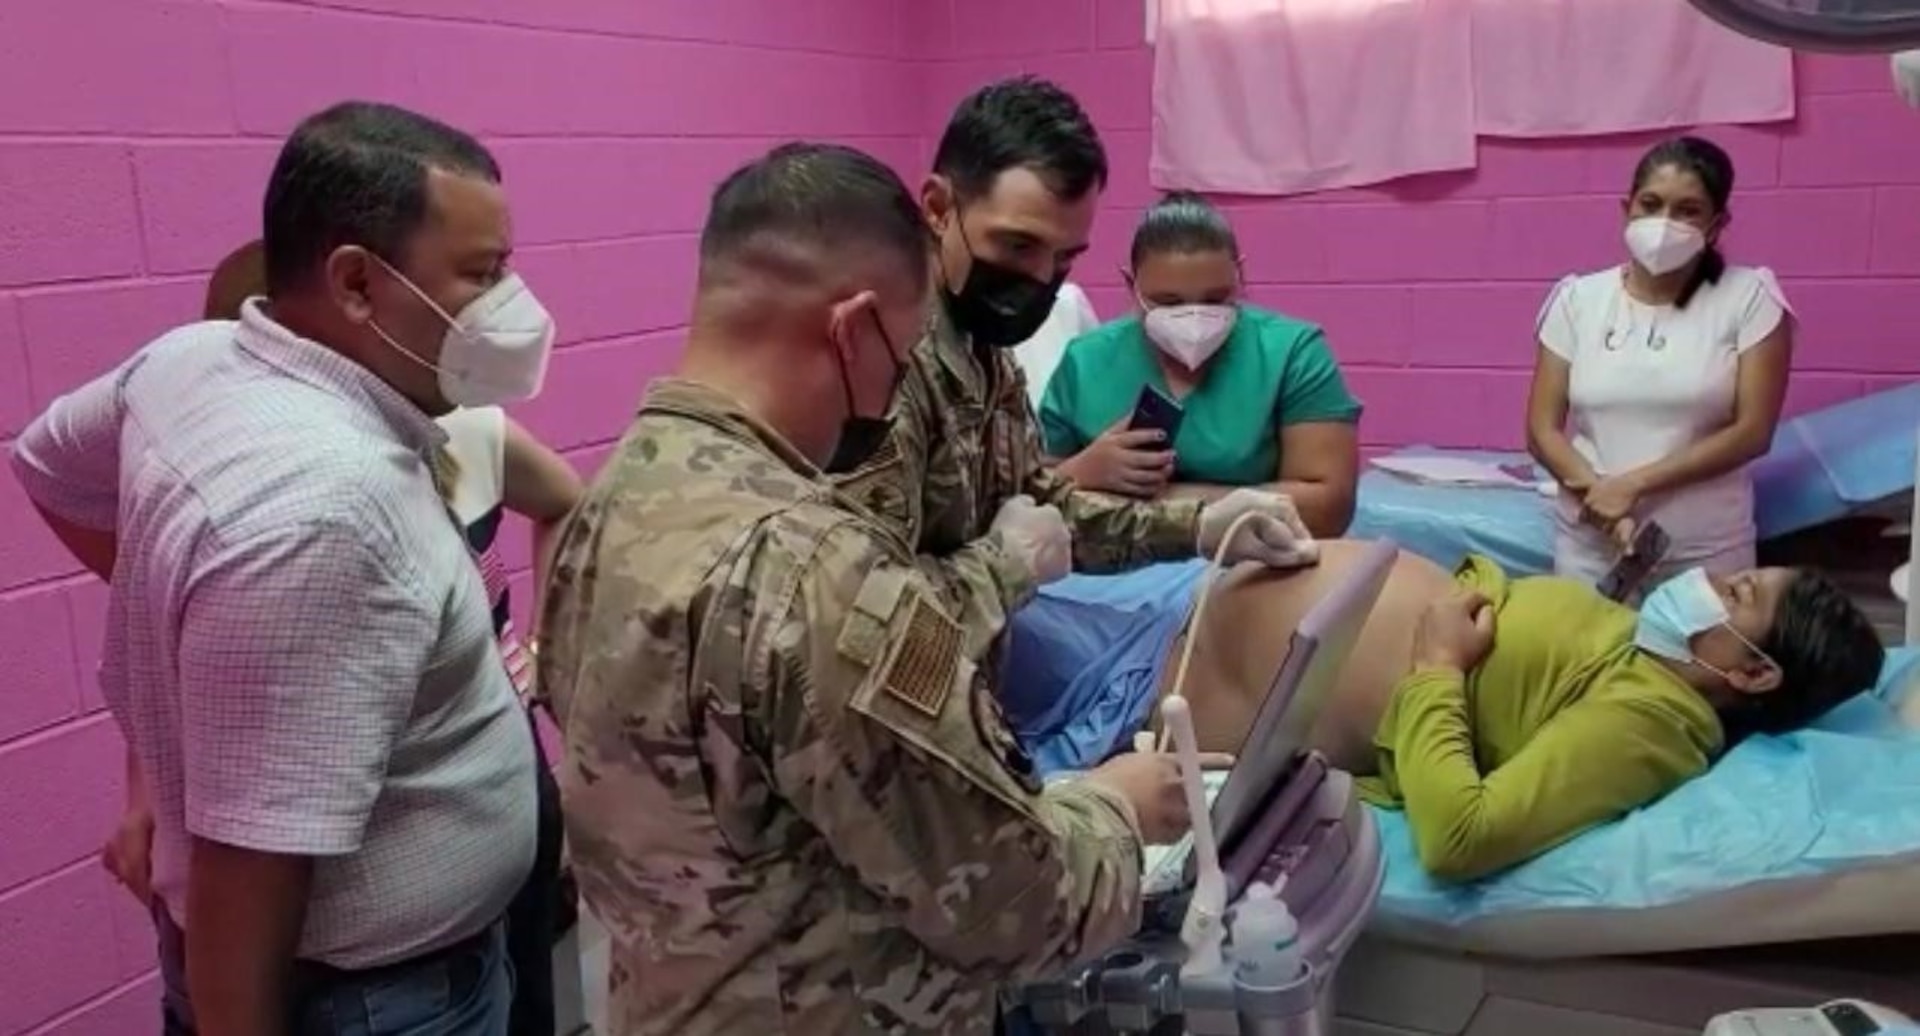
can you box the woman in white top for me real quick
[1527,136,1793,587]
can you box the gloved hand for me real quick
[1195,488,1319,568]
[1895,50,1920,109]
[991,494,1072,584]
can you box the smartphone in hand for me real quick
[1597,521,1671,603]
[1129,384,1185,442]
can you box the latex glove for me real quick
[1195,488,1318,568]
[991,494,1071,584]
[1896,50,1920,109]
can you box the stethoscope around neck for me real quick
[1603,275,1670,353]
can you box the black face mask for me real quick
[940,215,1066,348]
[823,311,904,475]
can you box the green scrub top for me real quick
[1038,305,1361,486]
[1359,555,1724,882]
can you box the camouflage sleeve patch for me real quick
[767,522,1142,981]
[880,593,961,719]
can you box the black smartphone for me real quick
[1128,384,1185,442]
[1597,521,1672,603]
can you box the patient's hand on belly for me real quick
[1154,541,1456,773]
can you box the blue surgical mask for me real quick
[1635,568,1776,680]
[1635,568,1731,663]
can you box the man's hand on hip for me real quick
[102,804,156,906]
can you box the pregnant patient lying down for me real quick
[1009,542,1883,881]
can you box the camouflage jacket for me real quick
[539,379,1146,1036]
[834,305,1203,649]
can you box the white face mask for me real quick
[371,258,557,407]
[1143,303,1237,369]
[1623,216,1706,277]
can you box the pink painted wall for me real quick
[914,0,1920,452]
[0,2,917,1032]
[4,1,1920,1032]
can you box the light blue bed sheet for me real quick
[1372,648,1920,926]
[1348,454,1553,576]
[1352,380,1920,576]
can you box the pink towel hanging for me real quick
[1149,0,1478,196]
[1471,0,1794,138]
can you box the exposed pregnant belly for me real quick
[1153,542,1456,773]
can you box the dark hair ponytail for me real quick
[1130,190,1239,270]
[1686,242,1728,311]
[1631,136,1734,310]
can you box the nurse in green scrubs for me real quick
[1040,192,1363,537]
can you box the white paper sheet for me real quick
[1369,454,1539,490]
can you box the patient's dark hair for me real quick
[1130,190,1238,269]
[1726,571,1884,742]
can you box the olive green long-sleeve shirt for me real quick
[1359,555,1724,882]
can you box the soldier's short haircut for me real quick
[698,142,930,291]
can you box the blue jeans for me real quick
[156,902,513,1036]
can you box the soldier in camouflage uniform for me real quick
[540,144,1210,1036]
[834,78,1318,654]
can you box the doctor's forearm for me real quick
[1051,486,1204,572]
[1166,480,1352,538]
[1163,482,1233,504]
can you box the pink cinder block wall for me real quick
[916,0,1920,452]
[5,1,1920,1031]
[0,2,917,1032]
